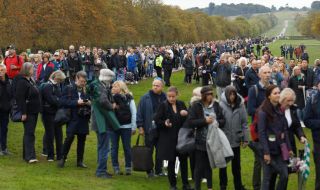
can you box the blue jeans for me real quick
[147,64,154,77]
[110,128,132,170]
[96,130,111,176]
[0,111,9,151]
[117,68,125,81]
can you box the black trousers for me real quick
[155,66,162,79]
[62,133,87,163]
[163,68,172,86]
[22,114,38,161]
[167,153,189,188]
[219,147,243,190]
[194,150,212,190]
[253,151,262,190]
[145,132,162,175]
[42,113,63,160]
[185,74,192,84]
[0,111,9,151]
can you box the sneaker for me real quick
[41,153,48,157]
[201,178,207,183]
[125,168,132,176]
[114,170,123,175]
[135,81,138,84]
[28,159,39,164]
[97,173,112,179]
[130,82,134,85]
[47,159,54,162]
[57,159,66,168]
[156,172,167,177]
[1,149,12,156]
[300,121,306,128]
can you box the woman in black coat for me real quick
[183,51,194,84]
[188,86,225,190]
[14,62,41,163]
[58,71,91,168]
[41,70,66,161]
[288,66,305,110]
[233,57,249,98]
[154,87,192,190]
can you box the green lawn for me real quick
[0,70,317,190]
[262,11,306,38]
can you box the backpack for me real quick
[114,94,132,125]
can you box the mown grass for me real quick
[0,69,317,190]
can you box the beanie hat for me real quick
[99,69,115,83]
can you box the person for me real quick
[182,50,194,84]
[304,80,320,190]
[278,62,290,89]
[201,59,213,86]
[0,64,12,155]
[300,59,316,90]
[155,51,163,79]
[110,81,136,175]
[145,48,155,78]
[219,85,248,190]
[233,57,249,98]
[288,66,306,127]
[82,47,94,82]
[4,45,24,80]
[162,51,173,87]
[154,87,192,190]
[212,53,232,99]
[67,45,82,80]
[14,62,41,163]
[117,49,127,81]
[257,85,292,190]
[58,71,91,168]
[88,69,118,178]
[247,65,271,190]
[188,86,225,190]
[41,70,66,161]
[136,78,167,177]
[36,52,55,84]
[127,49,138,84]
[245,59,260,90]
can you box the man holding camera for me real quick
[58,71,91,168]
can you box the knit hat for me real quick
[200,85,213,95]
[99,69,115,82]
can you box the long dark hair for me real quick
[258,84,279,122]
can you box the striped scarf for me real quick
[302,142,311,180]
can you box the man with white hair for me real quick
[0,64,12,155]
[212,53,232,99]
[247,65,271,190]
[137,78,167,177]
[67,45,82,80]
[87,69,120,178]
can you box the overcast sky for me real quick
[162,0,314,9]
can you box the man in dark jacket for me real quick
[212,54,232,99]
[67,45,82,80]
[162,51,173,87]
[245,59,260,90]
[304,81,320,190]
[0,64,12,155]
[136,78,166,177]
[301,59,316,89]
[247,65,271,190]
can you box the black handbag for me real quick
[10,99,22,122]
[54,108,71,126]
[176,127,195,154]
[131,135,154,172]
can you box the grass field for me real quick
[0,74,317,190]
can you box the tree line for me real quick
[0,0,277,51]
[295,11,320,38]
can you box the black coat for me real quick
[183,57,194,75]
[14,75,41,115]
[188,100,225,151]
[154,100,187,161]
[245,67,259,90]
[61,84,90,135]
[288,76,305,109]
[67,53,82,76]
[41,81,62,114]
[118,55,127,69]
[0,75,12,112]
[234,66,249,97]
[301,68,316,89]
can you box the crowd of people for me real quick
[0,38,319,190]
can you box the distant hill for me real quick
[187,3,309,17]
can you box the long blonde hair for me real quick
[112,81,132,95]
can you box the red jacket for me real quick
[4,55,24,79]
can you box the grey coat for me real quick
[219,92,249,148]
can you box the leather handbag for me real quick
[176,127,195,154]
[131,135,153,172]
[10,99,22,122]
[54,108,71,126]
